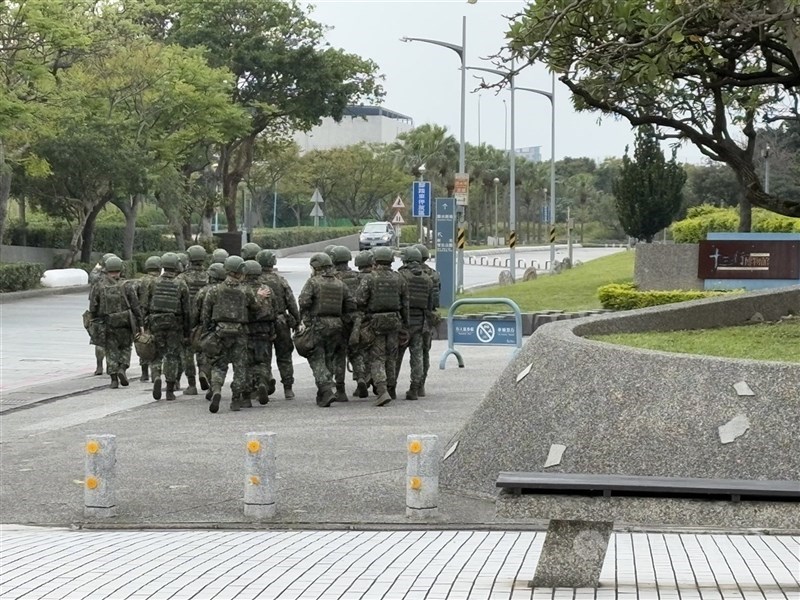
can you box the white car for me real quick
[359,222,398,250]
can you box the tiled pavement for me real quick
[1,528,797,599]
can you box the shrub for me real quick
[249,226,360,249]
[3,221,178,254]
[597,282,730,311]
[672,205,800,242]
[0,262,45,292]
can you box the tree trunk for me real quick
[200,206,214,241]
[19,196,27,246]
[80,204,104,264]
[0,140,11,246]
[182,217,192,247]
[738,195,752,232]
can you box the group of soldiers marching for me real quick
[87,242,440,413]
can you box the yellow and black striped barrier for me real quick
[509,231,517,249]
[549,226,556,244]
[457,227,466,250]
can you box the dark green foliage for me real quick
[3,222,178,253]
[671,206,800,243]
[249,226,360,249]
[613,126,686,243]
[0,262,45,292]
[597,283,730,311]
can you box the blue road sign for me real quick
[451,317,519,346]
[540,205,551,223]
[412,181,432,218]
[435,197,456,307]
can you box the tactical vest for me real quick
[368,271,401,313]
[336,269,360,295]
[211,283,249,323]
[245,278,274,324]
[260,274,286,313]
[406,269,430,310]
[100,281,127,316]
[182,269,208,301]
[150,277,181,314]
[316,276,344,317]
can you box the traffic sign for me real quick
[311,188,324,204]
[309,204,324,218]
[392,195,405,209]
[435,198,456,307]
[412,181,431,218]
[454,172,469,206]
[392,211,405,224]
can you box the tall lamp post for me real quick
[763,143,771,194]
[517,71,556,272]
[493,177,500,247]
[401,16,467,292]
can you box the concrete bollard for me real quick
[84,434,117,518]
[244,432,277,519]
[406,434,440,518]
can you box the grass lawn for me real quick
[456,250,634,313]
[589,318,800,363]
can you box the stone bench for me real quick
[496,472,800,588]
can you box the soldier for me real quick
[331,246,360,403]
[256,249,300,400]
[177,245,209,395]
[196,263,227,401]
[350,250,374,398]
[414,243,441,397]
[242,259,275,407]
[88,253,117,375]
[355,246,409,406]
[241,242,261,261]
[298,252,355,408]
[396,247,435,400]
[146,253,191,401]
[211,248,229,264]
[136,255,162,382]
[87,256,143,389]
[202,255,272,413]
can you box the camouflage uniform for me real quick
[147,254,191,401]
[243,260,276,407]
[88,262,143,388]
[396,249,435,400]
[87,253,116,375]
[177,250,210,395]
[298,254,356,407]
[195,264,227,400]
[356,248,409,406]
[416,245,441,396]
[332,247,360,402]
[136,257,162,382]
[257,250,300,399]
[350,251,374,398]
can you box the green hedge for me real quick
[597,283,730,311]
[3,221,178,253]
[249,226,360,249]
[0,262,45,293]
[672,205,800,243]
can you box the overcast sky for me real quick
[306,0,707,165]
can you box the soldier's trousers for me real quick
[369,330,399,388]
[211,335,249,398]
[104,328,133,375]
[308,323,343,391]
[270,318,294,386]
[422,327,433,383]
[396,326,424,386]
[248,335,274,390]
[333,323,352,387]
[151,330,183,383]
[182,346,197,379]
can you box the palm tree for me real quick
[392,124,459,195]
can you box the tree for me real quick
[613,126,686,243]
[393,124,459,196]
[683,163,742,214]
[507,0,800,223]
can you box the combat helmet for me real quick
[100,253,117,267]
[332,246,352,265]
[310,252,333,270]
[354,250,374,269]
[413,244,430,261]
[323,245,336,257]
[207,263,227,282]
[105,256,124,273]
[372,246,394,264]
[224,255,245,274]
[187,245,207,263]
[256,249,276,269]
[403,247,422,263]
[241,242,261,261]
[211,248,229,264]
[160,252,181,271]
[144,255,162,272]
[243,259,262,277]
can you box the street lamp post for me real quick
[763,143,771,194]
[272,181,278,229]
[401,16,467,292]
[493,177,500,246]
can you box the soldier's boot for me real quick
[165,381,176,401]
[240,391,253,409]
[418,380,426,398]
[257,384,270,405]
[152,378,163,400]
[94,348,104,375]
[205,388,213,401]
[209,390,221,414]
[184,376,198,396]
[373,384,392,407]
[198,374,209,391]
[230,394,241,412]
[405,385,419,401]
[387,385,397,400]
[355,381,369,399]
[118,370,129,387]
[267,378,277,396]
[371,382,379,396]
[109,374,119,389]
[140,365,150,382]
[283,385,295,400]
[317,385,335,408]
[335,383,349,403]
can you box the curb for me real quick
[0,285,90,304]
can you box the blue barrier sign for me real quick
[435,197,456,307]
[452,318,519,346]
[412,181,431,218]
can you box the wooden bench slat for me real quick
[496,472,800,500]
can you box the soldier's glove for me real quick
[349,327,360,348]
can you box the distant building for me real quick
[516,146,542,163]
[293,105,414,153]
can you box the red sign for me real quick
[698,240,800,279]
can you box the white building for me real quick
[293,105,414,153]
[516,146,542,163]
